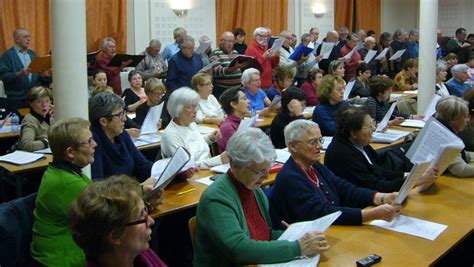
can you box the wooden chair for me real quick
[188,216,197,249]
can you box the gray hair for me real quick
[13,28,28,39]
[173,27,187,39]
[149,39,161,48]
[409,29,419,37]
[284,120,319,147]
[451,64,469,77]
[89,92,125,127]
[241,68,260,86]
[253,27,268,37]
[179,35,195,49]
[364,36,376,44]
[227,128,276,167]
[436,60,447,75]
[393,28,407,40]
[300,33,312,43]
[166,87,200,118]
[101,37,116,49]
[435,95,469,123]
[347,33,359,41]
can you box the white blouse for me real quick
[196,95,225,123]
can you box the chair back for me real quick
[188,216,197,249]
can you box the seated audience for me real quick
[366,75,422,126]
[135,39,167,81]
[89,92,153,181]
[312,75,348,136]
[194,128,329,266]
[349,62,371,98]
[446,64,471,97]
[133,78,170,128]
[435,96,474,177]
[435,60,450,96]
[267,66,295,101]
[241,68,272,116]
[161,87,228,169]
[458,88,474,151]
[300,68,324,106]
[16,86,54,152]
[69,175,166,267]
[394,59,418,91]
[122,70,147,112]
[270,87,306,148]
[191,73,225,125]
[269,119,401,227]
[232,27,247,55]
[325,107,437,192]
[217,87,250,152]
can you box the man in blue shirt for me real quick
[165,35,203,91]
[406,29,419,59]
[446,64,470,97]
[161,27,187,61]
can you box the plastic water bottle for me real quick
[11,113,20,133]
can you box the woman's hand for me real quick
[298,231,330,257]
[389,117,405,126]
[374,192,398,205]
[209,129,222,142]
[126,128,141,138]
[141,177,164,206]
[415,166,439,187]
[362,204,401,222]
[287,99,304,117]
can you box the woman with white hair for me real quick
[435,60,450,96]
[194,128,329,266]
[435,95,474,177]
[241,68,271,116]
[160,87,228,169]
[446,64,471,97]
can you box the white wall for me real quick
[381,0,419,34]
[288,0,334,41]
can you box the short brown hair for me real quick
[48,118,90,160]
[317,75,345,104]
[274,66,295,85]
[69,175,142,260]
[368,75,394,97]
[27,86,52,103]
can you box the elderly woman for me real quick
[123,70,147,112]
[366,75,423,126]
[133,78,170,128]
[300,68,324,106]
[217,87,250,152]
[241,68,272,116]
[16,86,54,152]
[270,119,401,226]
[267,66,295,101]
[191,72,225,125]
[325,107,437,192]
[194,128,329,266]
[435,60,450,96]
[435,96,474,177]
[89,92,153,180]
[394,59,418,91]
[161,87,228,169]
[270,87,306,148]
[312,74,349,136]
[31,118,94,266]
[69,175,166,267]
[328,60,345,78]
[349,62,371,98]
[446,64,471,97]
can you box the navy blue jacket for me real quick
[269,157,376,227]
[165,51,203,91]
[312,101,349,136]
[91,126,152,181]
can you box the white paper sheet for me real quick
[195,176,214,186]
[342,46,358,61]
[372,129,410,143]
[198,60,220,73]
[364,49,377,63]
[320,42,335,59]
[393,160,432,204]
[238,115,257,132]
[321,136,333,150]
[210,163,230,173]
[275,149,291,163]
[195,40,212,55]
[269,95,282,110]
[141,103,164,134]
[422,94,442,120]
[375,47,389,60]
[196,125,216,134]
[33,147,52,154]
[270,38,284,54]
[376,102,397,132]
[343,80,356,100]
[278,211,341,241]
[389,49,406,60]
[137,133,162,144]
[370,214,447,240]
[0,125,12,134]
[0,151,45,165]
[304,106,315,114]
[400,119,425,128]
[151,147,194,189]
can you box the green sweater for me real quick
[31,164,91,267]
[194,173,301,266]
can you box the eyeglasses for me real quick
[109,110,127,120]
[200,82,212,86]
[77,137,95,147]
[248,164,273,177]
[184,104,198,112]
[126,206,149,227]
[298,137,325,147]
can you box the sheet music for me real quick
[0,151,45,165]
[238,115,257,132]
[364,49,377,63]
[400,119,425,128]
[372,129,410,143]
[210,163,230,173]
[393,160,432,205]
[133,140,149,147]
[389,49,406,60]
[275,149,291,163]
[423,94,442,120]
[343,80,356,100]
[376,102,397,132]
[141,103,164,134]
[151,147,194,189]
[33,147,52,154]
[278,211,342,242]
[195,40,212,55]
[270,38,284,54]
[304,106,315,114]
[320,42,335,59]
[0,125,12,134]
[375,47,389,60]
[369,214,447,240]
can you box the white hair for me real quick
[451,64,469,77]
[241,68,260,86]
[101,37,116,49]
[227,128,276,167]
[253,27,268,37]
[284,120,319,147]
[166,87,200,118]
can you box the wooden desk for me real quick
[0,154,52,173]
[319,175,474,266]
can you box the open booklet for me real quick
[288,42,314,61]
[141,102,164,135]
[228,55,262,72]
[260,211,342,267]
[144,147,194,200]
[107,54,145,67]
[406,117,465,190]
[28,56,52,72]
[371,102,410,143]
[393,160,432,205]
[0,151,46,165]
[237,115,258,132]
[270,37,284,54]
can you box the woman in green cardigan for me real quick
[194,128,329,266]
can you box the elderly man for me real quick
[245,27,280,91]
[209,31,245,99]
[279,30,307,73]
[269,119,401,227]
[135,39,167,81]
[406,29,419,59]
[0,28,51,112]
[446,64,471,96]
[337,26,350,49]
[94,37,132,95]
[165,35,203,91]
[446,27,468,55]
[339,33,361,81]
[315,30,341,74]
[161,27,187,61]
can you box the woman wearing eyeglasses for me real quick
[89,92,153,180]
[191,72,225,125]
[194,128,329,266]
[69,175,166,267]
[269,119,401,227]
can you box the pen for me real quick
[176,188,196,196]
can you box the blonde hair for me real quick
[317,75,345,104]
[92,86,114,97]
[27,86,52,103]
[191,72,212,91]
[144,78,166,96]
[48,118,90,160]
